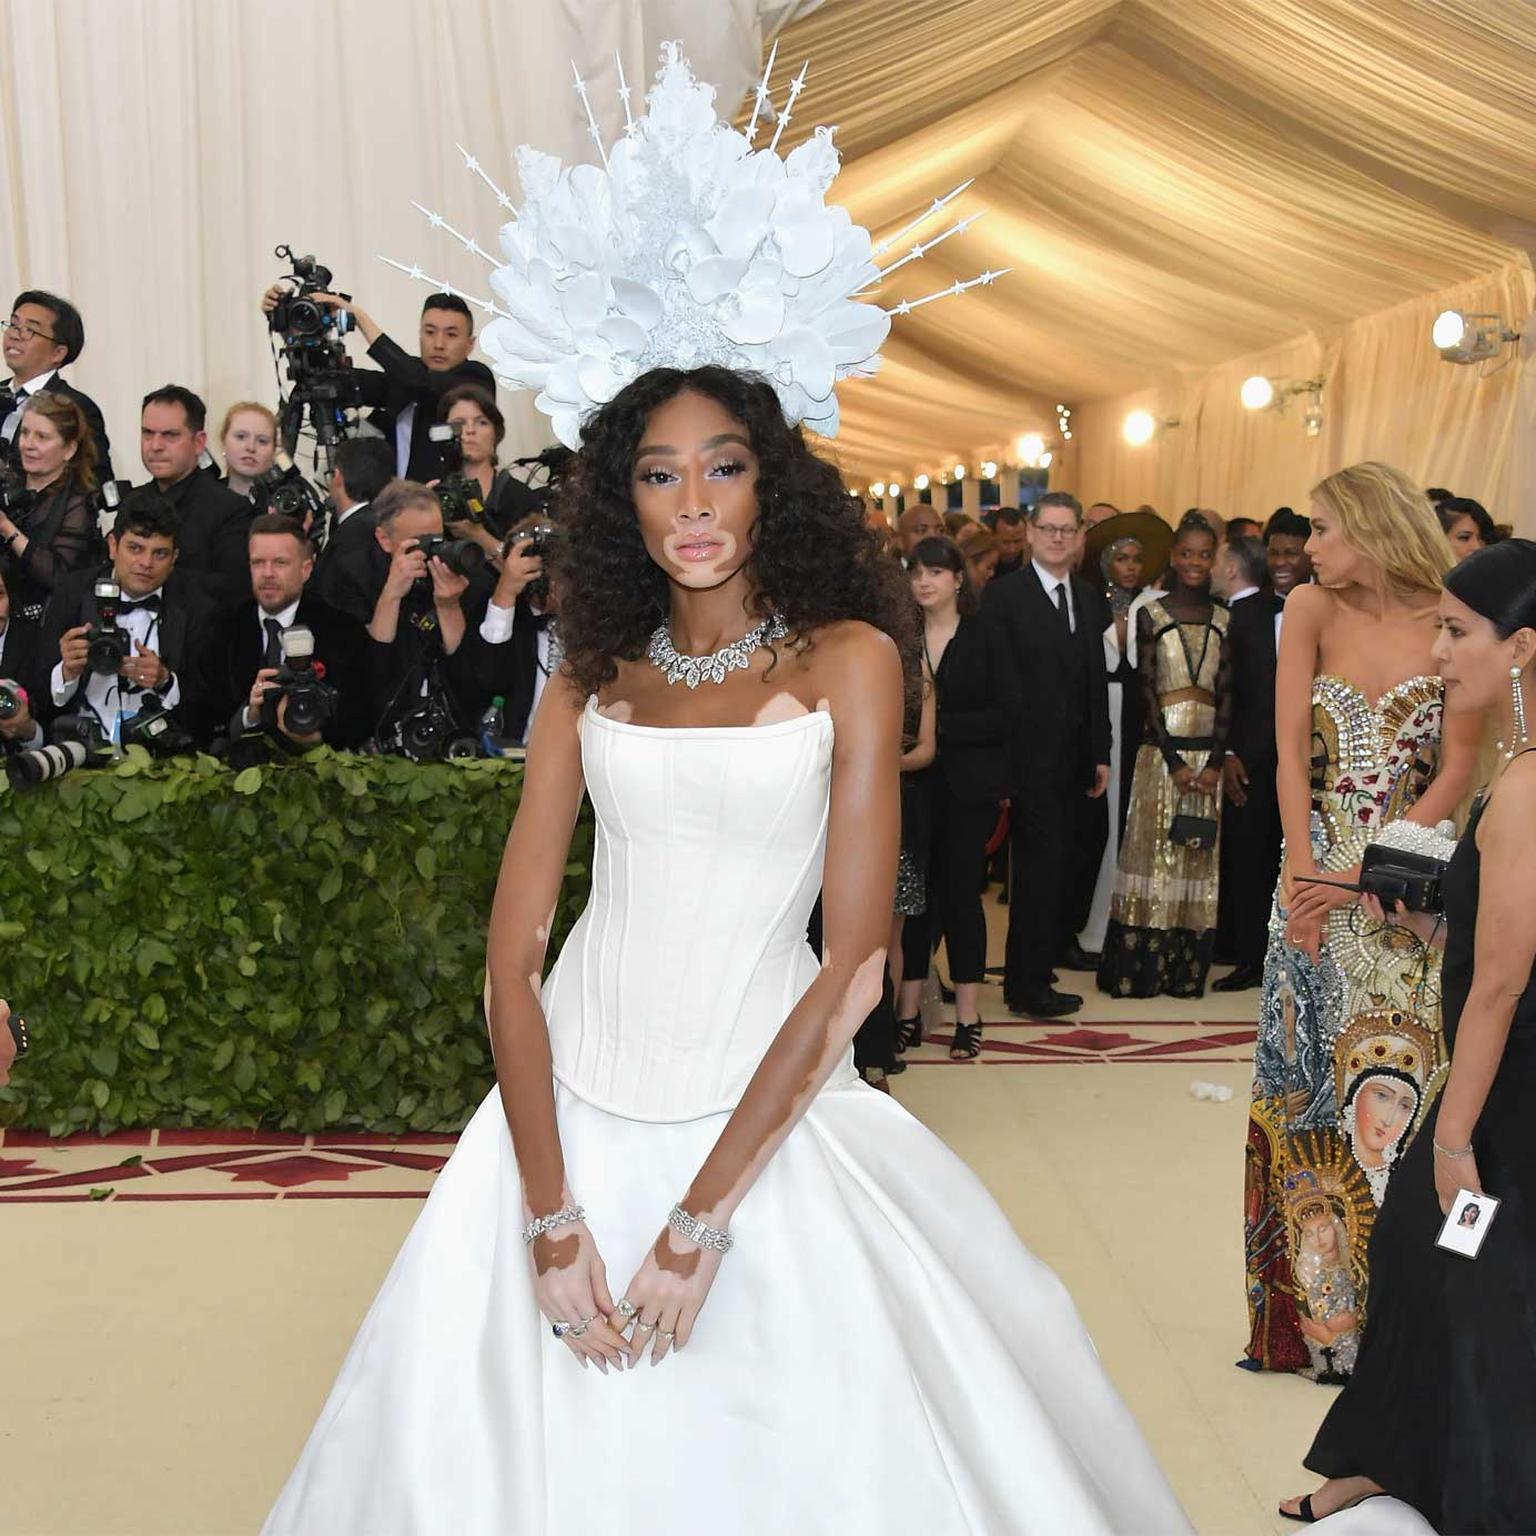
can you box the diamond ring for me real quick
[570,1320,589,1338]
[659,1329,676,1341]
[616,1299,639,1320]
[634,1320,656,1333]
[551,1322,572,1339]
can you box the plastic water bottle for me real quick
[479,695,506,757]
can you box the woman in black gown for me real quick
[1282,539,1536,1531]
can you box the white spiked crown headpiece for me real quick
[384,42,1006,448]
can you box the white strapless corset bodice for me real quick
[539,701,849,1121]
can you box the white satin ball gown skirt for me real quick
[264,704,1189,1535]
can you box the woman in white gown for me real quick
[263,365,1189,1534]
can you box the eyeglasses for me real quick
[4,317,55,343]
[1033,523,1080,539]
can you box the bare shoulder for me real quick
[804,619,900,686]
[1486,751,1536,834]
[1284,582,1330,625]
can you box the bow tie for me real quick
[117,594,162,615]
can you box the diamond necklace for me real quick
[646,612,789,689]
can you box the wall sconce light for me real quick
[870,481,886,499]
[1122,410,1178,447]
[980,461,997,480]
[953,464,967,480]
[1240,375,1326,434]
[913,473,930,491]
[1433,309,1521,365]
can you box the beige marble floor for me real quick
[0,962,1341,1536]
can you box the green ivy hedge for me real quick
[0,749,592,1137]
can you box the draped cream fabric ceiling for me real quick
[768,0,1536,491]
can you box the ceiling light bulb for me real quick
[981,460,997,480]
[1432,310,1468,351]
[914,473,930,491]
[889,482,902,497]
[1123,410,1157,447]
[1016,432,1045,466]
[1240,375,1275,411]
[871,481,886,498]
[1039,450,1053,468]
[954,463,966,480]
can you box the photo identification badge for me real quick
[1435,1188,1500,1259]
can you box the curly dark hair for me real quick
[552,365,918,710]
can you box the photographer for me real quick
[137,386,251,607]
[207,514,369,755]
[364,478,484,756]
[2,290,112,479]
[465,514,560,745]
[434,384,541,554]
[311,437,394,624]
[260,284,495,481]
[0,569,45,753]
[41,497,216,750]
[0,394,102,625]
[218,402,279,501]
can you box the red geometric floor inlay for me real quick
[905,1017,1257,1066]
[0,1128,458,1203]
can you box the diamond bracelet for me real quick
[521,1204,585,1244]
[668,1204,734,1253]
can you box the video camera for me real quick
[269,244,361,467]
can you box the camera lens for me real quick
[5,739,86,791]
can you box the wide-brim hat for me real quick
[1084,510,1173,586]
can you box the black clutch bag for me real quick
[1169,795,1218,851]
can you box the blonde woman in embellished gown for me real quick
[1241,464,1479,1382]
[1098,513,1230,999]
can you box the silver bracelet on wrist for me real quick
[521,1204,584,1244]
[668,1203,734,1253]
[1433,1139,1474,1159]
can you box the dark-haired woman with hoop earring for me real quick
[1281,539,1536,1531]
[1097,511,1231,999]
[897,535,1009,1060]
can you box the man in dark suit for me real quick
[311,437,395,624]
[135,386,252,608]
[39,497,218,749]
[1213,508,1312,992]
[0,568,46,754]
[206,513,370,756]
[983,491,1112,1017]
[260,285,497,483]
[1,290,113,479]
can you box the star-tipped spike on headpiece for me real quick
[382,43,1003,447]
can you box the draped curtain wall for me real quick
[1072,258,1536,532]
[0,0,810,470]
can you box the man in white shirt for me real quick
[473,520,557,744]
[1,290,112,478]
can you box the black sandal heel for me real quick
[949,1021,983,1060]
[894,1016,924,1053]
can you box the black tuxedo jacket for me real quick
[9,373,114,481]
[38,565,218,744]
[982,564,1112,792]
[353,335,498,482]
[311,506,385,627]
[0,617,48,726]
[932,613,1011,804]
[461,592,549,742]
[1226,589,1284,770]
[149,472,253,609]
[205,592,371,750]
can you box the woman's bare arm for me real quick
[485,673,587,1220]
[900,660,936,771]
[1276,585,1327,881]
[1435,755,1536,1148]
[1405,705,1480,828]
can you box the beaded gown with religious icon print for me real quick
[1242,675,1446,1378]
[264,701,1190,1534]
[1098,596,1231,998]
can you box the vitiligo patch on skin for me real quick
[660,526,740,585]
[750,691,814,725]
[596,698,635,721]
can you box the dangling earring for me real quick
[1508,665,1529,759]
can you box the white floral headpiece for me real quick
[382,42,1006,447]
